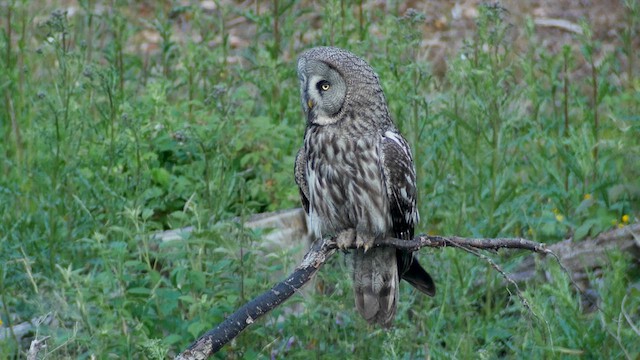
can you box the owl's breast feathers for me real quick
[295,123,436,297]
[300,125,392,239]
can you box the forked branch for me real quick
[176,234,550,360]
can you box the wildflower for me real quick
[622,214,629,224]
[555,214,564,222]
[584,194,592,200]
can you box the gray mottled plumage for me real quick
[294,47,436,327]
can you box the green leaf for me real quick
[574,220,594,241]
[127,287,152,296]
[151,167,171,187]
[188,270,206,291]
[188,320,210,339]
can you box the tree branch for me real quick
[175,234,548,359]
[382,234,550,253]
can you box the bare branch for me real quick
[533,18,583,34]
[27,336,50,360]
[176,239,336,360]
[622,294,640,337]
[176,233,549,359]
[379,235,550,253]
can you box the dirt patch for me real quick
[33,1,637,80]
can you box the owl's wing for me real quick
[380,130,436,296]
[294,147,310,214]
[380,130,419,240]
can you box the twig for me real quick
[383,235,550,253]
[622,294,640,337]
[451,241,539,322]
[27,336,50,360]
[534,18,583,34]
[176,234,549,359]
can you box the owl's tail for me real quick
[400,252,436,296]
[352,247,399,328]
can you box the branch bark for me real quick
[175,234,549,359]
[176,239,335,360]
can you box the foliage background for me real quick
[1,0,639,358]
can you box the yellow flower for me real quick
[0,318,3,326]
[584,194,592,200]
[622,214,629,224]
[555,214,564,222]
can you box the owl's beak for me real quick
[307,98,314,109]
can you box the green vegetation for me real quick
[1,1,638,358]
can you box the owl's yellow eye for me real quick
[317,81,330,92]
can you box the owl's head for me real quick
[297,47,386,126]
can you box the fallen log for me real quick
[511,223,640,284]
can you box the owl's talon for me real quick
[336,229,356,249]
[355,232,374,251]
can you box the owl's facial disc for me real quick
[298,60,346,126]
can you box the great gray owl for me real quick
[294,46,436,327]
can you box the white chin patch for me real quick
[313,114,337,125]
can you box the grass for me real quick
[1,1,639,358]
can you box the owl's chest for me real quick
[304,129,390,237]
